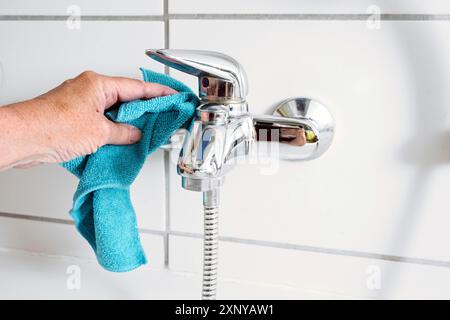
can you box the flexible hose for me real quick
[202,189,220,300]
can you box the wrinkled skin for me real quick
[0,71,177,171]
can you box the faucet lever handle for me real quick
[145,49,248,103]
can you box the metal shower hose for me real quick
[202,189,219,299]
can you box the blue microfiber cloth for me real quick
[61,68,198,272]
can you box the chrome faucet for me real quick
[146,49,334,299]
[146,49,334,192]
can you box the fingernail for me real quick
[129,127,142,143]
[167,88,178,95]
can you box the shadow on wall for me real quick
[379,21,450,298]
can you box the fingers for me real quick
[105,120,142,145]
[102,75,178,108]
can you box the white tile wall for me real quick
[169,235,450,299]
[0,0,163,15]
[170,0,450,14]
[0,153,166,230]
[168,20,450,263]
[0,216,165,268]
[0,165,78,219]
[0,249,343,299]
[0,21,164,105]
[1,2,450,300]
[131,151,166,230]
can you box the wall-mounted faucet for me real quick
[146,49,334,299]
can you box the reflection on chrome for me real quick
[147,49,335,300]
[147,49,334,191]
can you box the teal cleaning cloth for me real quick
[61,69,198,272]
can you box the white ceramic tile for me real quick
[169,235,450,299]
[0,20,166,230]
[0,21,164,105]
[0,0,163,15]
[0,216,164,268]
[131,150,166,230]
[170,0,450,14]
[0,152,166,230]
[168,20,450,262]
[215,280,349,300]
[0,216,94,259]
[0,164,77,219]
[0,249,341,299]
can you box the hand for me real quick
[0,71,177,170]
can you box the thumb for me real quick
[105,121,142,145]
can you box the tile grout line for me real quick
[168,13,450,21]
[1,14,450,21]
[0,211,167,235]
[162,0,170,268]
[171,231,450,269]
[163,151,171,268]
[0,211,74,225]
[2,210,450,269]
[0,15,164,21]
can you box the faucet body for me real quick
[178,103,255,191]
[146,49,334,192]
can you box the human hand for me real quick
[0,71,177,170]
